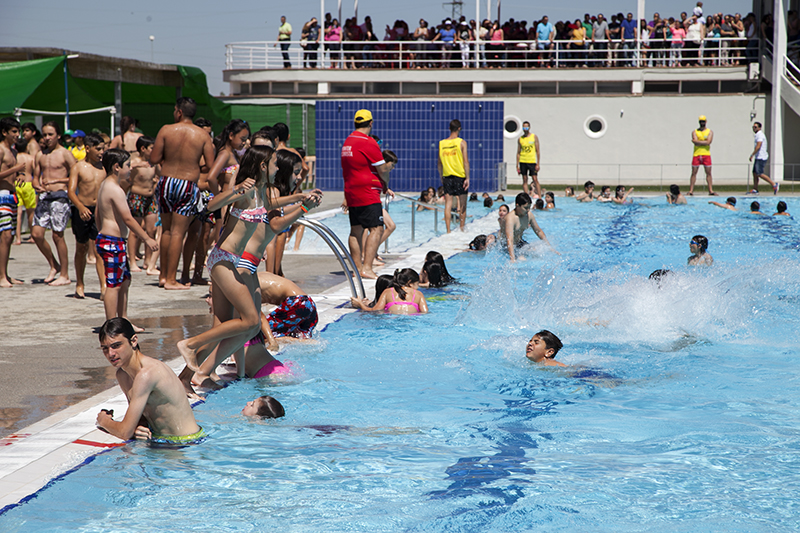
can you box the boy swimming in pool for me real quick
[688,235,713,266]
[525,330,565,367]
[96,318,204,444]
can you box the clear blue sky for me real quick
[2,0,754,96]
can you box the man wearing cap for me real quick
[341,109,388,280]
[70,130,86,161]
[689,115,716,196]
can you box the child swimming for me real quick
[351,268,429,314]
[525,330,565,367]
[420,251,455,288]
[242,395,285,418]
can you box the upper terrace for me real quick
[223,39,757,98]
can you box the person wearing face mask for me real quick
[516,121,541,198]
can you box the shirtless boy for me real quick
[575,180,595,202]
[20,123,41,156]
[258,271,319,339]
[96,317,203,444]
[666,184,688,205]
[95,149,158,327]
[0,118,25,287]
[709,197,736,211]
[33,121,76,286]
[525,330,566,367]
[127,136,159,275]
[688,234,713,266]
[13,138,37,245]
[502,192,557,262]
[150,97,215,290]
[67,133,107,298]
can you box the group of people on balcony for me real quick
[274,3,796,69]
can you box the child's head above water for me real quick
[525,330,563,364]
[242,395,285,418]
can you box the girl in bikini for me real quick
[351,268,428,315]
[185,150,322,388]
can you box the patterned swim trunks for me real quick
[0,191,18,235]
[96,233,131,288]
[127,192,158,218]
[155,176,199,217]
[33,190,71,232]
[267,295,318,339]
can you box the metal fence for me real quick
[226,38,750,71]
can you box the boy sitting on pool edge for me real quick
[525,330,565,367]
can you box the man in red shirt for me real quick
[341,109,388,279]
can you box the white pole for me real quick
[486,0,491,22]
[354,0,358,21]
[637,0,645,67]
[475,0,481,67]
[770,0,786,183]
[321,0,325,69]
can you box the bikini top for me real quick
[223,164,240,174]
[229,205,269,224]
[384,288,421,312]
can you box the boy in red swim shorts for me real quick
[95,149,158,329]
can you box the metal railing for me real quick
[225,38,750,71]
[393,193,450,244]
[294,218,365,300]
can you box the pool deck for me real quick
[0,190,500,512]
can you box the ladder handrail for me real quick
[295,218,366,300]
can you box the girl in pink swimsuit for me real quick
[351,268,429,315]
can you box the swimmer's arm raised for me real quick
[97,370,155,440]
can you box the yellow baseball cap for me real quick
[698,115,707,121]
[354,109,373,124]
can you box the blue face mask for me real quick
[523,127,530,132]
[235,147,247,158]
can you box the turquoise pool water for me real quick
[2,197,800,532]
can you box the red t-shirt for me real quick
[341,131,385,207]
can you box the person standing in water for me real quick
[687,234,713,266]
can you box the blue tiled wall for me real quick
[315,100,504,193]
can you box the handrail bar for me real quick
[295,218,366,300]
[394,193,447,213]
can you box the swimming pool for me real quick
[2,196,800,531]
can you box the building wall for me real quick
[315,100,504,194]
[503,94,768,188]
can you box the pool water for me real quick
[3,197,800,532]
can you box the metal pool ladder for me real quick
[295,218,366,300]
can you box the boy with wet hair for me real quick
[67,133,107,298]
[96,317,203,443]
[774,201,790,216]
[575,180,595,202]
[688,234,713,266]
[525,330,565,367]
[95,149,158,329]
[749,201,764,215]
[709,197,736,211]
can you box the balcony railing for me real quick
[225,38,751,71]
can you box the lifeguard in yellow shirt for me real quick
[516,121,541,198]
[438,119,470,233]
[689,115,716,196]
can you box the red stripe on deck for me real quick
[0,434,31,446]
[72,439,126,448]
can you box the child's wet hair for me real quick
[692,235,709,252]
[391,268,420,300]
[256,396,285,418]
[535,330,563,357]
[370,274,394,307]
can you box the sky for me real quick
[2,0,754,96]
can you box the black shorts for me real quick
[519,162,538,177]
[442,176,468,196]
[348,203,384,229]
[71,205,98,244]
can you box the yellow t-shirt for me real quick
[70,146,86,161]
[518,134,537,164]
[439,137,465,178]
[693,128,711,156]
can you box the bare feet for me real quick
[191,276,209,286]
[129,263,142,273]
[8,277,23,285]
[360,270,378,280]
[48,276,71,287]
[164,281,191,290]
[177,339,200,372]
[146,268,160,276]
[74,285,85,299]
[43,266,59,283]
[193,376,223,391]
[0,279,12,288]
[86,255,96,265]
[131,324,145,333]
